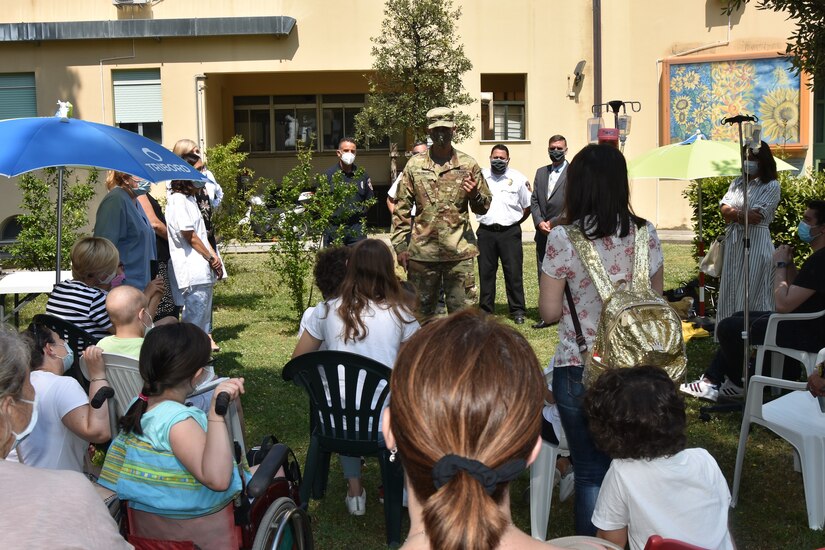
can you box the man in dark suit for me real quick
[530,134,569,328]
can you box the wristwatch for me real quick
[776,261,789,268]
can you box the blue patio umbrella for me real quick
[0,115,209,282]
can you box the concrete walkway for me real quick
[221,228,695,254]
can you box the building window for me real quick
[233,94,389,153]
[0,73,36,120]
[113,69,162,143]
[481,74,526,141]
[321,94,363,151]
[234,96,271,153]
[273,95,317,152]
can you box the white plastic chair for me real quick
[80,354,245,452]
[530,431,569,540]
[753,309,825,395]
[731,375,825,530]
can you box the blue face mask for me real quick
[133,179,151,197]
[743,160,759,175]
[53,341,74,373]
[798,221,820,243]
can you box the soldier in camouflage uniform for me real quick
[391,107,492,324]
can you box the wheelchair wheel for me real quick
[251,497,313,550]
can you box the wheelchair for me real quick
[91,386,313,550]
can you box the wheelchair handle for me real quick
[90,386,114,409]
[247,443,290,499]
[215,391,231,416]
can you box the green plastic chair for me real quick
[283,350,403,547]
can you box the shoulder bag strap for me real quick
[564,282,588,353]
[563,225,615,302]
[630,224,652,292]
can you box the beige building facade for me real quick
[0,0,819,240]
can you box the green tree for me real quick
[266,140,375,325]
[354,0,474,177]
[8,168,97,270]
[205,135,261,246]
[684,169,825,267]
[724,1,824,80]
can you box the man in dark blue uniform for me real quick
[324,136,374,246]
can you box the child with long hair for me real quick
[586,366,734,549]
[99,323,245,549]
[293,237,419,516]
[381,310,565,550]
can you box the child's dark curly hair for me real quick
[314,246,350,300]
[584,365,686,460]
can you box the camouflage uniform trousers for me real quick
[408,258,475,325]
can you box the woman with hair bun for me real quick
[381,309,564,550]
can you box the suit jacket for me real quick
[530,163,568,241]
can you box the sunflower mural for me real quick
[668,57,800,145]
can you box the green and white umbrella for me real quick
[627,136,796,318]
[628,138,796,180]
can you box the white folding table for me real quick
[0,270,72,326]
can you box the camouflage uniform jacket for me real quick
[391,148,492,262]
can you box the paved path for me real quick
[221,228,694,254]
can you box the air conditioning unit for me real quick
[113,0,150,6]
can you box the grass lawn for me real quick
[10,242,820,549]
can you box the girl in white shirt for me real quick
[293,238,419,516]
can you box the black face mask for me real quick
[549,149,565,163]
[490,158,508,174]
[431,128,453,147]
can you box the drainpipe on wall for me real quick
[195,74,207,154]
[98,41,136,123]
[592,0,602,115]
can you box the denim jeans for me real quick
[553,365,612,535]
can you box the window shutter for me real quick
[113,69,162,124]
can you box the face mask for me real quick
[549,149,565,162]
[490,158,508,174]
[743,160,758,174]
[798,221,820,243]
[133,179,151,197]
[98,270,118,285]
[53,342,74,373]
[140,310,154,336]
[431,128,452,147]
[111,272,126,288]
[340,152,356,166]
[10,395,38,452]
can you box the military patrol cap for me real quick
[427,107,455,129]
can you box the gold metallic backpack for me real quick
[564,224,686,387]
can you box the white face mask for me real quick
[140,309,154,336]
[10,395,38,452]
[98,269,118,285]
[340,151,356,166]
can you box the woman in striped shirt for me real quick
[715,141,781,326]
[45,236,164,340]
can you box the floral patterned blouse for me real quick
[542,220,664,368]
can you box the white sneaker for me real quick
[679,379,719,402]
[719,378,745,400]
[345,489,366,516]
